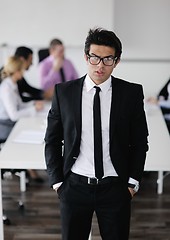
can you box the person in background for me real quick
[14,46,44,102]
[39,39,78,99]
[45,28,149,240]
[0,46,44,102]
[147,78,170,133]
[0,56,44,183]
[157,78,170,101]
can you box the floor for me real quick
[2,171,170,240]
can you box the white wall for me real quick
[114,0,170,59]
[1,0,170,97]
[114,61,170,98]
[113,0,170,97]
[0,0,114,46]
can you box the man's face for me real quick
[24,54,33,70]
[84,44,119,85]
[51,44,64,59]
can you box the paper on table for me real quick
[13,130,45,144]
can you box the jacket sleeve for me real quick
[44,84,64,187]
[129,85,149,182]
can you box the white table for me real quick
[144,103,170,193]
[0,103,170,239]
[0,117,46,240]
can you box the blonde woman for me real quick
[0,56,44,182]
[0,56,43,139]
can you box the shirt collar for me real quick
[84,74,112,93]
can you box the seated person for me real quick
[148,78,170,133]
[0,56,44,182]
[157,78,170,101]
[0,46,44,102]
[158,79,170,133]
[38,38,78,99]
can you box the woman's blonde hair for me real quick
[1,56,24,80]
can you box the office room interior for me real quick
[1,0,170,239]
[1,0,170,98]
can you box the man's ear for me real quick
[84,54,88,62]
[19,56,25,61]
[114,58,120,68]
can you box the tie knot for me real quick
[94,86,101,93]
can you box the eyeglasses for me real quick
[87,54,117,66]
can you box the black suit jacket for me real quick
[45,75,149,187]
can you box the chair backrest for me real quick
[38,48,49,63]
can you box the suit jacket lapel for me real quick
[110,76,121,142]
[72,76,85,141]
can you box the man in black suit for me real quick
[45,28,149,240]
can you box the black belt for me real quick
[70,172,120,185]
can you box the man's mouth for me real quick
[96,71,104,75]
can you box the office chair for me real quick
[38,48,49,63]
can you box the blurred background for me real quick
[0,0,170,98]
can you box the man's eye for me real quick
[92,57,99,60]
[105,57,113,61]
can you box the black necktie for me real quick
[93,86,104,179]
[60,68,66,83]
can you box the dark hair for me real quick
[84,28,122,62]
[14,46,33,60]
[49,39,63,48]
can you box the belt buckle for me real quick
[88,178,99,185]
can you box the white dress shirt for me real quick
[0,77,36,122]
[71,75,117,177]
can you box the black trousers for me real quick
[57,173,132,240]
